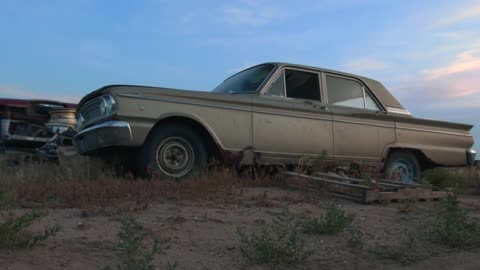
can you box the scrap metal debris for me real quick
[0,98,78,161]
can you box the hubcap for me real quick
[388,159,415,183]
[156,137,194,178]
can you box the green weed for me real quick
[0,210,61,249]
[103,216,171,270]
[300,204,354,235]
[237,210,313,266]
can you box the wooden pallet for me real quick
[284,171,447,203]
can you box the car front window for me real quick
[213,64,275,94]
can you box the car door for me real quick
[324,73,395,161]
[252,67,333,165]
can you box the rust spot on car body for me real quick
[219,146,260,167]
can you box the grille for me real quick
[78,97,103,128]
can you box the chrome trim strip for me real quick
[321,72,328,104]
[397,126,472,137]
[76,120,132,138]
[252,109,331,121]
[387,107,411,115]
[77,94,118,129]
[118,94,468,136]
[362,86,367,109]
[5,135,50,143]
[255,109,393,128]
[117,93,251,112]
[334,119,394,128]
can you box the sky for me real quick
[0,0,479,148]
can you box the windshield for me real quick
[213,64,275,94]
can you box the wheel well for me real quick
[147,116,222,163]
[384,148,435,170]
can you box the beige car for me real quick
[73,63,476,182]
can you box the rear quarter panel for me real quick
[394,118,474,166]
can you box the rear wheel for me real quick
[137,124,208,179]
[384,151,421,183]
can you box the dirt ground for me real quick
[1,186,480,270]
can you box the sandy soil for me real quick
[1,187,480,270]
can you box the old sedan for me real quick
[73,63,476,182]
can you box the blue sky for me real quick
[0,0,479,147]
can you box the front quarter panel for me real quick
[110,87,253,152]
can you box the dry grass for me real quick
[433,166,480,194]
[0,155,283,208]
[397,197,417,214]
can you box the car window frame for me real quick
[213,63,278,94]
[323,72,384,112]
[261,67,325,104]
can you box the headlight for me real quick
[99,95,117,116]
[76,114,84,129]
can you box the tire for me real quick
[137,124,208,179]
[384,151,421,183]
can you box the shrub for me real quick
[429,193,480,248]
[0,210,61,249]
[103,216,171,270]
[300,204,354,234]
[295,150,328,175]
[237,210,313,266]
[422,168,466,190]
[348,224,364,249]
[397,197,417,214]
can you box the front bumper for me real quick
[73,121,133,154]
[467,149,477,166]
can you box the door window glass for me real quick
[365,92,380,111]
[266,72,285,97]
[326,76,364,109]
[285,69,321,101]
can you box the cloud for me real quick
[222,0,287,25]
[425,93,480,109]
[0,85,80,103]
[421,50,480,80]
[392,49,480,110]
[434,3,480,27]
[344,58,390,73]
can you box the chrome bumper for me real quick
[467,149,477,166]
[73,121,133,154]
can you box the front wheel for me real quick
[137,124,208,179]
[384,151,421,183]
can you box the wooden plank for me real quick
[285,171,447,204]
[364,188,446,203]
[330,192,365,203]
[377,179,422,188]
[315,172,422,187]
[314,172,417,190]
[285,172,370,189]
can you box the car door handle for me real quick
[313,105,327,110]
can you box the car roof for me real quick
[256,62,405,110]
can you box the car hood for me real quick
[78,84,252,108]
